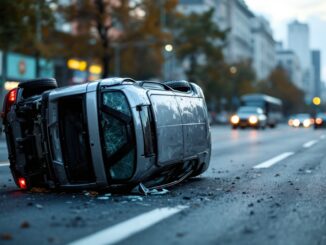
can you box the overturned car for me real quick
[2,78,211,190]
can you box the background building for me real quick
[311,50,321,98]
[251,16,276,81]
[276,49,303,90]
[288,20,313,100]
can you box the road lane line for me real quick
[68,205,188,245]
[0,162,9,167]
[303,140,318,148]
[253,152,294,169]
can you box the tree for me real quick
[0,0,58,76]
[61,0,178,79]
[172,8,227,83]
[258,67,306,115]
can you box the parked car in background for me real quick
[314,112,326,129]
[230,106,267,129]
[1,78,211,191]
[288,113,313,128]
[241,94,283,128]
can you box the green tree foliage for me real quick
[258,66,306,115]
[61,0,178,79]
[0,0,57,55]
[173,8,226,83]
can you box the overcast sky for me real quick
[245,0,326,82]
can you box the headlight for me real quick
[288,119,293,126]
[316,118,323,125]
[230,115,240,124]
[303,119,311,128]
[293,119,300,127]
[249,115,258,125]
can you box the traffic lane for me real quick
[120,133,326,245]
[65,128,326,245]
[0,126,324,244]
[207,126,326,177]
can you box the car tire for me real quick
[232,125,238,130]
[19,78,58,98]
[164,80,192,93]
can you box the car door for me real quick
[149,91,184,166]
[176,94,208,158]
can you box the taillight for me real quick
[18,177,27,189]
[1,88,18,119]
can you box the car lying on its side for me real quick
[230,106,267,129]
[288,113,313,128]
[314,112,326,129]
[1,78,211,190]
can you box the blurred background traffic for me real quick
[0,0,325,126]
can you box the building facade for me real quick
[311,50,321,98]
[276,49,303,90]
[251,16,276,81]
[288,20,314,100]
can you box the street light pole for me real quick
[230,66,238,112]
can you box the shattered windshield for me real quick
[100,91,135,180]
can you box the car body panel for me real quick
[2,78,211,190]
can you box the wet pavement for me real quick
[1,125,326,245]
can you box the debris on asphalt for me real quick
[1,233,13,240]
[148,188,169,195]
[131,183,169,196]
[131,183,149,195]
[20,221,30,229]
[275,173,280,177]
[248,203,254,207]
[249,210,255,216]
[83,191,99,197]
[125,196,143,202]
[235,176,241,180]
[97,196,110,200]
[30,187,49,193]
[182,196,191,200]
[35,204,43,209]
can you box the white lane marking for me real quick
[68,205,188,245]
[0,162,9,167]
[253,152,294,169]
[303,140,318,148]
[320,135,326,139]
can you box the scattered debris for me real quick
[20,221,30,229]
[1,233,13,240]
[83,191,99,197]
[275,173,280,177]
[249,210,255,216]
[131,183,149,195]
[248,203,254,207]
[242,227,254,234]
[97,196,110,201]
[35,204,43,209]
[183,196,191,200]
[235,176,241,180]
[30,187,49,193]
[148,189,169,195]
[126,196,143,202]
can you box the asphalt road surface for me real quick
[1,125,326,245]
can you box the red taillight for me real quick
[18,177,27,189]
[8,89,17,102]
[1,88,18,119]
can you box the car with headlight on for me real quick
[230,106,267,129]
[1,78,211,191]
[314,112,326,129]
[288,113,313,128]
